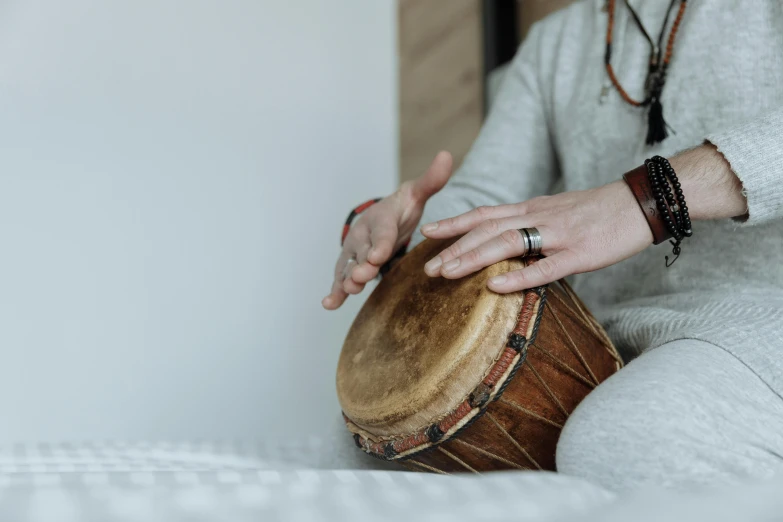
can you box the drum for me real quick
[336,238,622,473]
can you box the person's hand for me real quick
[322,151,454,310]
[420,180,653,293]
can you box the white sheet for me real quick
[0,441,781,522]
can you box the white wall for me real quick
[0,0,397,443]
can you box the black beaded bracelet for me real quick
[655,156,692,237]
[644,156,692,266]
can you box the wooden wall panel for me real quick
[397,0,578,184]
[398,0,484,184]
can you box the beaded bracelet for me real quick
[625,157,692,266]
[645,156,692,266]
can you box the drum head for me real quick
[336,238,525,437]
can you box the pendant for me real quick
[644,67,666,101]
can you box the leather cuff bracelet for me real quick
[623,164,672,245]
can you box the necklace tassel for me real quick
[646,96,669,145]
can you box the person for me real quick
[322,0,783,492]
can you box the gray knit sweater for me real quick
[412,0,783,392]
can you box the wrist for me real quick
[668,144,748,221]
[622,156,693,266]
[621,165,670,245]
[611,179,655,246]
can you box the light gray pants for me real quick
[557,339,783,491]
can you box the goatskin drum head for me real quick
[336,237,525,437]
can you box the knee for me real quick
[556,341,783,491]
[555,363,701,491]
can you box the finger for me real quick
[341,226,372,283]
[367,217,398,266]
[323,250,354,309]
[411,151,454,203]
[355,237,371,266]
[322,277,349,310]
[487,253,577,293]
[439,227,541,279]
[343,221,371,257]
[424,216,532,275]
[332,248,354,280]
[343,276,365,295]
[351,223,382,284]
[420,203,523,239]
[350,262,381,284]
[341,256,359,287]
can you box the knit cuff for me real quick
[705,109,783,226]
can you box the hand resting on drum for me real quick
[421,181,652,293]
[322,151,454,310]
[421,145,748,294]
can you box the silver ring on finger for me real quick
[342,256,358,279]
[517,227,543,257]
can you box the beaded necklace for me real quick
[604,0,688,145]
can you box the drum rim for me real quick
[342,280,548,463]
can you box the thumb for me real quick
[411,151,454,203]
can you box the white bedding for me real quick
[0,441,781,521]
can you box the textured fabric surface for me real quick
[0,469,614,521]
[3,441,783,521]
[0,442,614,521]
[557,339,783,491]
[411,1,783,395]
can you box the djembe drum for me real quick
[336,238,622,473]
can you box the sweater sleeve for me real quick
[410,22,560,248]
[705,107,783,226]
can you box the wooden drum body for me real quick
[336,238,622,473]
